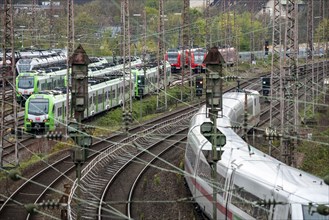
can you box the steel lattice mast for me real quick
[269,0,283,157]
[181,0,189,97]
[305,0,314,117]
[66,0,74,131]
[156,0,167,110]
[205,0,211,49]
[31,0,37,47]
[282,0,299,167]
[0,0,18,167]
[121,0,131,112]
[49,0,54,47]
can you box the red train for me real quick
[185,48,207,73]
[165,46,237,74]
[165,48,182,73]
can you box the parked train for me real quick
[16,51,67,74]
[24,74,135,133]
[16,57,142,104]
[165,47,237,73]
[184,90,329,219]
[132,61,171,98]
[185,48,207,73]
[165,48,182,73]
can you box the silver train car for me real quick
[184,90,329,220]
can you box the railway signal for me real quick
[265,40,269,56]
[262,77,271,97]
[200,121,226,163]
[68,121,92,162]
[195,76,203,96]
[203,47,225,220]
[46,131,63,140]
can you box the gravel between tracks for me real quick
[0,129,204,220]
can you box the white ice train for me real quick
[184,90,329,220]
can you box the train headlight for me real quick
[43,119,49,123]
[27,119,33,123]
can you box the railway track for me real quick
[0,60,327,219]
[0,103,200,220]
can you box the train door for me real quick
[90,92,96,115]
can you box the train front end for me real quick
[24,94,54,133]
[16,72,38,104]
[166,49,181,73]
[191,48,207,73]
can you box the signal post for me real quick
[201,47,226,220]
[68,45,92,220]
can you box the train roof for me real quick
[188,96,329,205]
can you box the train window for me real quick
[185,145,197,170]
[230,184,269,219]
[197,159,211,182]
[98,93,102,104]
[89,96,92,104]
[58,107,62,116]
[28,99,49,115]
[302,205,329,220]
[18,76,34,89]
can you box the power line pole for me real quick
[157,0,167,110]
[66,0,74,138]
[0,0,18,168]
[282,0,299,167]
[140,9,147,119]
[49,0,54,48]
[31,0,37,47]
[305,0,314,117]
[205,0,211,49]
[250,0,255,64]
[180,0,189,102]
[121,0,132,131]
[269,0,283,157]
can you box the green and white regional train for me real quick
[24,74,135,133]
[16,57,142,104]
[133,61,171,98]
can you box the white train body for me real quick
[53,74,134,124]
[185,90,329,220]
[16,58,142,103]
[16,52,67,74]
[132,61,172,98]
[25,74,135,132]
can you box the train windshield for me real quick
[302,205,329,220]
[137,75,145,86]
[194,52,205,64]
[167,53,178,63]
[28,99,49,115]
[18,76,34,89]
[17,59,32,73]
